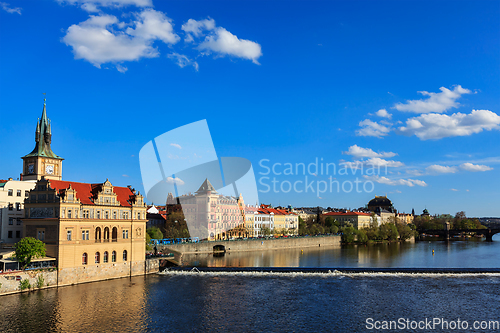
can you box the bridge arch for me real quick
[213,245,226,253]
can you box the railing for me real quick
[95,239,101,243]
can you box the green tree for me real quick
[356,229,368,243]
[15,237,46,269]
[261,227,271,236]
[340,226,357,243]
[329,225,339,234]
[380,223,399,241]
[147,227,163,240]
[396,223,416,241]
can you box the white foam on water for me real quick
[158,270,500,278]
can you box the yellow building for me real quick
[20,100,147,285]
[23,178,147,285]
[324,212,372,229]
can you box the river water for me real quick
[2,237,500,332]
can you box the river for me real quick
[1,237,499,332]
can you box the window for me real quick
[82,253,88,265]
[95,252,100,264]
[37,230,45,240]
[9,218,13,225]
[17,189,21,197]
[97,211,101,219]
[82,230,89,240]
[68,210,72,218]
[122,229,129,239]
[8,203,13,211]
[67,230,72,241]
[105,211,109,219]
[112,251,116,262]
[16,218,21,225]
[16,231,21,238]
[103,251,108,263]
[83,210,89,219]
[16,203,21,211]
[113,211,117,219]
[8,189,13,196]
[8,231,13,238]
[25,190,29,197]
[122,250,127,261]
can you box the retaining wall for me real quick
[0,258,160,296]
[159,236,341,255]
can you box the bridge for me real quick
[419,223,500,242]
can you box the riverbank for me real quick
[0,258,160,296]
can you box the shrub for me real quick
[19,279,31,291]
[36,275,45,289]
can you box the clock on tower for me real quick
[22,99,64,181]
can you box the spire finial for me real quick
[43,92,46,105]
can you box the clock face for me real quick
[28,164,34,174]
[45,165,54,175]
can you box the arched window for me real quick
[103,251,108,263]
[82,253,87,265]
[122,250,127,261]
[95,252,100,264]
[112,251,116,262]
[95,227,101,242]
[104,227,109,241]
[112,227,118,242]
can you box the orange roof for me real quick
[324,211,371,216]
[48,180,135,207]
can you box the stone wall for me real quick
[0,258,159,296]
[0,269,57,295]
[159,235,341,255]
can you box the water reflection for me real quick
[182,236,500,268]
[1,277,151,333]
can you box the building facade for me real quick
[0,178,36,244]
[22,178,147,285]
[324,211,372,229]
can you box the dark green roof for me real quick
[23,100,63,160]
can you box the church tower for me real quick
[21,99,63,180]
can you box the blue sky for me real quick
[1,0,499,217]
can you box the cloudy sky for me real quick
[0,0,499,216]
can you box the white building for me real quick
[0,178,36,244]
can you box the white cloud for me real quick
[394,85,472,113]
[167,53,199,71]
[166,177,185,185]
[62,10,179,70]
[406,169,423,176]
[365,158,404,168]
[170,143,182,149]
[451,188,459,192]
[57,0,152,11]
[397,109,500,140]
[122,174,130,177]
[126,9,179,44]
[0,2,21,14]
[425,164,458,174]
[356,119,391,138]
[182,18,216,42]
[376,109,392,119]
[459,163,493,172]
[197,27,262,64]
[363,175,427,187]
[343,145,396,159]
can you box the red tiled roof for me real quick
[324,212,371,216]
[48,180,134,207]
